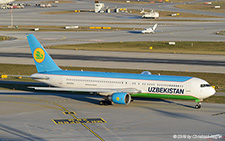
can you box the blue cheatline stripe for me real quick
[40,70,192,82]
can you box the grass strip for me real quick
[101,0,196,4]
[0,36,12,41]
[48,41,225,55]
[0,25,139,32]
[175,1,225,13]
[216,31,225,35]
[204,96,225,104]
[16,0,74,2]
[129,9,221,18]
[40,8,221,18]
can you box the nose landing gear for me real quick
[195,102,201,109]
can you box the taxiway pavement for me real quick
[0,90,224,141]
[0,47,225,73]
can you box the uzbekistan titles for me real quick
[148,87,184,94]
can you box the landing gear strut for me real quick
[195,102,201,109]
[131,98,134,102]
[99,100,112,106]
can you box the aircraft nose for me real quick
[209,87,216,97]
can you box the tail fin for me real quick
[26,34,61,73]
[152,23,158,31]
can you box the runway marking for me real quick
[59,35,67,41]
[100,124,124,141]
[51,127,136,132]
[212,112,225,116]
[63,111,76,115]
[24,123,33,135]
[52,118,106,124]
[6,95,106,141]
[53,103,105,141]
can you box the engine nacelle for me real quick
[111,92,131,105]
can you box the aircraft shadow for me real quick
[138,106,225,128]
[128,31,142,34]
[0,124,44,141]
[119,16,141,19]
[132,97,195,109]
[0,80,101,105]
[0,80,196,108]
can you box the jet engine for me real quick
[110,92,131,105]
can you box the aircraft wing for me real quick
[28,86,141,96]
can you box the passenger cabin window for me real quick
[200,84,211,87]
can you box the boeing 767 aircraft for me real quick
[26,34,215,109]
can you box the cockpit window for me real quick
[200,84,211,87]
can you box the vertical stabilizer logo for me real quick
[33,48,45,63]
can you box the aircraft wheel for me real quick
[106,100,112,105]
[100,100,112,106]
[99,101,104,105]
[103,101,108,106]
[195,104,201,109]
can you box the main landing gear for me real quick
[195,102,201,109]
[99,100,112,106]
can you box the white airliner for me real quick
[0,0,14,4]
[26,34,215,109]
[142,23,157,34]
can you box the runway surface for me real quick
[0,90,224,141]
[0,47,225,73]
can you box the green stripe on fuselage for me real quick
[131,93,198,100]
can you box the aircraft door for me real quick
[58,76,65,86]
[186,83,191,94]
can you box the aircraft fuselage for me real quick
[31,70,215,101]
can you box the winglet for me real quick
[26,34,61,73]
